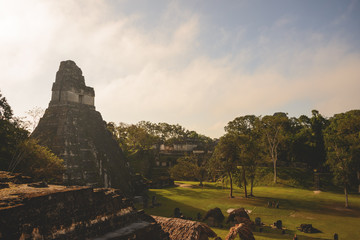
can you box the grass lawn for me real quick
[140,181,360,240]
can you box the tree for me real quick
[225,115,263,197]
[324,110,360,208]
[261,113,289,183]
[286,111,328,169]
[289,115,313,165]
[1,90,64,182]
[0,90,28,170]
[110,122,159,177]
[170,153,209,186]
[9,139,65,182]
[309,110,328,168]
[0,90,13,120]
[169,155,200,180]
[24,106,45,132]
[210,134,239,198]
[108,121,215,180]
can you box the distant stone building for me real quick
[32,60,132,194]
[155,143,212,168]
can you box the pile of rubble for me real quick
[297,224,321,233]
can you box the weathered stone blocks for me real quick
[32,60,132,194]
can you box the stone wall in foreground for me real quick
[0,175,168,240]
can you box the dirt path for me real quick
[176,183,193,188]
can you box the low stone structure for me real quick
[297,224,320,233]
[0,174,168,239]
[152,216,217,240]
[0,171,32,184]
[203,207,225,227]
[225,223,255,240]
[32,60,132,193]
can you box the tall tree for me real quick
[225,115,263,196]
[0,90,64,182]
[261,113,289,183]
[210,134,239,198]
[310,110,328,168]
[0,90,28,170]
[324,110,360,208]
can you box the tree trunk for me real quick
[357,171,360,193]
[199,169,204,187]
[228,171,233,198]
[242,167,247,198]
[250,177,254,197]
[273,158,277,184]
[344,185,349,208]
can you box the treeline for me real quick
[0,90,64,182]
[211,111,328,199]
[106,121,215,181]
[212,110,360,208]
[108,110,360,208]
[107,121,215,154]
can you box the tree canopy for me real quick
[324,110,360,207]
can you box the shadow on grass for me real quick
[143,188,338,240]
[176,181,230,190]
[162,186,228,199]
[253,226,331,240]
[250,195,360,218]
[140,190,206,220]
[254,232,330,240]
[153,185,360,218]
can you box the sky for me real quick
[0,0,359,138]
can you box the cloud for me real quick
[0,0,359,138]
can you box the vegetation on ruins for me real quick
[9,139,65,182]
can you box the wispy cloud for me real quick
[0,0,359,138]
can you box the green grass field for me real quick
[141,181,360,240]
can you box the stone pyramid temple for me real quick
[32,60,132,194]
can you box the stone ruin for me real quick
[297,224,320,233]
[0,171,168,239]
[226,208,255,230]
[152,216,217,240]
[225,223,255,240]
[203,207,225,227]
[32,60,132,194]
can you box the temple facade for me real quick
[32,60,132,194]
